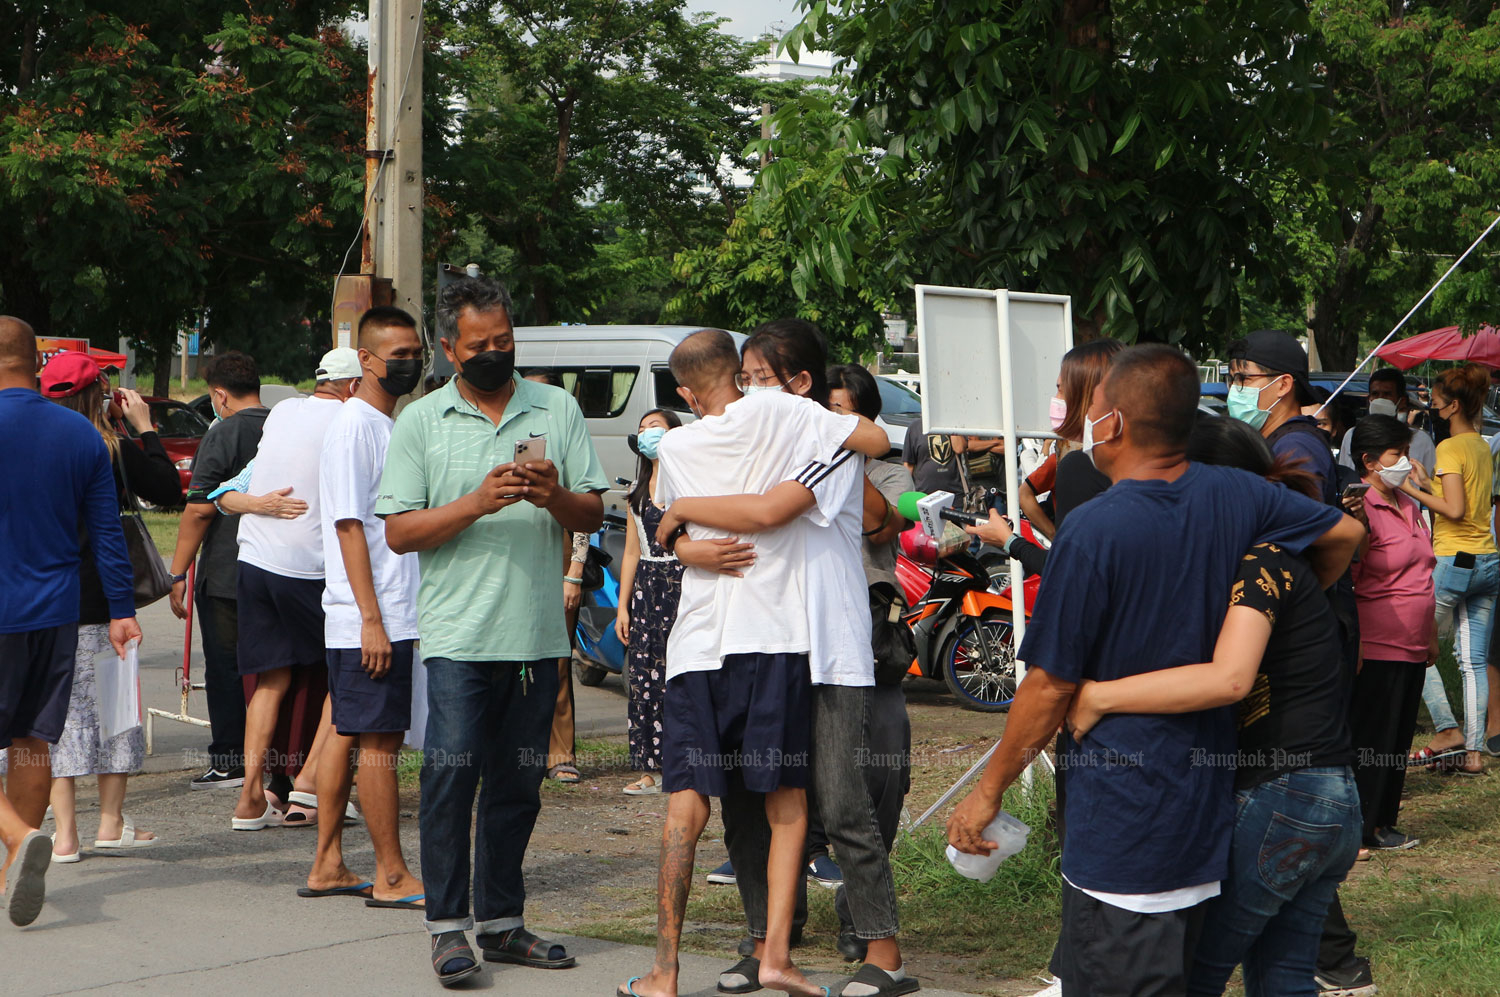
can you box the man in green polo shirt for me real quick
[376,276,606,987]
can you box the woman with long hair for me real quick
[1067,416,1360,996]
[614,407,683,795]
[1399,364,1497,774]
[38,353,181,859]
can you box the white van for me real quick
[512,325,744,509]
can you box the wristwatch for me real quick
[170,572,188,585]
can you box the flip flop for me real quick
[7,830,52,926]
[617,978,644,997]
[296,881,374,898]
[94,816,158,850]
[1407,746,1466,770]
[366,893,425,909]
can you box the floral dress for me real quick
[627,499,683,772]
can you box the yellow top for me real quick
[1432,433,1497,556]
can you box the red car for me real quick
[115,397,211,503]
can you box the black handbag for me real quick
[116,448,173,608]
[580,544,613,592]
[870,581,916,686]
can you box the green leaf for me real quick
[1021,117,1048,154]
[1111,112,1141,155]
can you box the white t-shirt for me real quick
[237,395,344,579]
[657,391,856,680]
[797,451,874,686]
[320,397,420,648]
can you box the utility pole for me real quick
[337,0,422,350]
[369,0,423,333]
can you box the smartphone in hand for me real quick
[513,435,547,466]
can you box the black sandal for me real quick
[477,926,576,969]
[718,955,762,994]
[836,963,921,996]
[431,930,481,986]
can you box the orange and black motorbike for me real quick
[894,526,1038,712]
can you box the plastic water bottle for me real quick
[945,811,1031,883]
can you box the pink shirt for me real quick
[1352,487,1436,662]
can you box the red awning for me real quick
[87,346,129,370]
[1372,325,1500,370]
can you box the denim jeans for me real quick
[419,657,557,935]
[1187,767,1361,997]
[1424,552,1499,749]
[727,684,910,940]
[196,595,245,772]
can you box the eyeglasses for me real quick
[1226,372,1281,388]
[734,371,781,390]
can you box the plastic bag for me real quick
[945,810,1031,883]
[97,638,142,742]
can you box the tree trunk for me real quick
[1308,191,1384,370]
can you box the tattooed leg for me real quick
[619,789,710,997]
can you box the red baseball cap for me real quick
[40,350,105,398]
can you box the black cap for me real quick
[1233,329,1315,405]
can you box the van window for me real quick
[533,366,639,418]
[654,365,690,412]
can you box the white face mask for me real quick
[741,383,782,396]
[1082,409,1119,466]
[1377,455,1412,488]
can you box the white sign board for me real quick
[914,284,1072,437]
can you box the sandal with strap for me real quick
[431,930,481,987]
[477,926,577,968]
[835,963,921,996]
[548,764,581,785]
[94,816,157,851]
[718,955,762,994]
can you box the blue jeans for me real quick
[419,657,557,935]
[1424,553,1499,750]
[1187,767,1361,997]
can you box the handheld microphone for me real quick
[896,490,986,540]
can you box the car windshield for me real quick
[877,377,922,419]
[123,402,210,439]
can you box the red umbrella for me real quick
[1372,324,1500,370]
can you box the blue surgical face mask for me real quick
[1226,375,1285,431]
[636,426,666,459]
[741,383,782,396]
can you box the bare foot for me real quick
[1428,728,1464,753]
[95,816,155,844]
[372,872,424,904]
[234,786,269,821]
[618,965,678,997]
[759,962,826,996]
[306,863,366,893]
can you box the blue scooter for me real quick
[574,510,628,686]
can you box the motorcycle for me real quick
[573,510,629,687]
[894,523,1042,713]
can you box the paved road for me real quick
[8,603,990,996]
[134,597,630,776]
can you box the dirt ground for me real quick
[481,678,1043,996]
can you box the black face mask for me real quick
[375,356,422,397]
[458,349,515,393]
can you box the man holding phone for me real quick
[378,277,606,987]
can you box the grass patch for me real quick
[1341,874,1500,996]
[397,747,422,790]
[888,776,1061,976]
[142,510,179,558]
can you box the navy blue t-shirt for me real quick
[0,388,135,631]
[1269,416,1337,505]
[1019,462,1343,895]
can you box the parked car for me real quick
[186,382,305,424]
[117,397,211,503]
[875,375,923,452]
[512,325,746,510]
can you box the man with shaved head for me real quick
[947,344,1366,996]
[0,316,142,927]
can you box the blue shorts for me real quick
[326,640,416,735]
[0,624,78,748]
[236,563,325,675]
[660,652,812,797]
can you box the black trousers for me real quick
[1050,881,1208,996]
[196,594,246,772]
[1349,658,1426,836]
